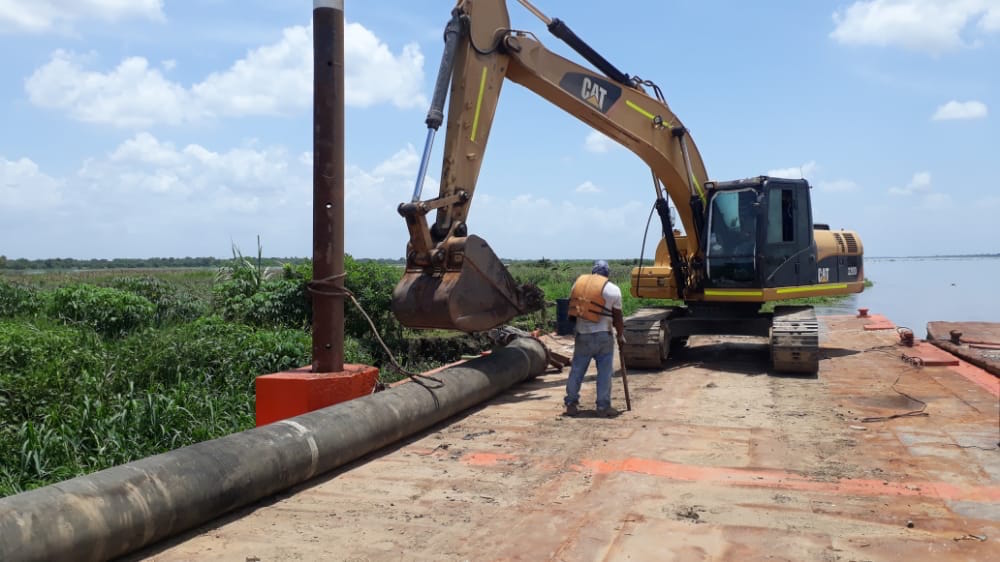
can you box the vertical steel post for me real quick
[312,0,345,372]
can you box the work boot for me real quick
[564,403,579,416]
[597,406,619,418]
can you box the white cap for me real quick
[314,0,344,9]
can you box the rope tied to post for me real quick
[307,273,444,390]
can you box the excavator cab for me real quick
[703,178,817,289]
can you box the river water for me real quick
[814,256,1000,336]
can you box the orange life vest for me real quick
[568,274,613,322]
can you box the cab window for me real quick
[767,188,795,244]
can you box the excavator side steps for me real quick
[770,306,820,374]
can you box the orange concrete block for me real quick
[255,364,379,427]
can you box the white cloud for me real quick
[768,161,817,179]
[0,155,65,210]
[921,192,953,209]
[816,179,860,192]
[932,100,988,120]
[575,180,601,193]
[888,171,932,195]
[25,20,426,127]
[371,145,420,178]
[983,4,1000,29]
[470,194,649,258]
[584,131,617,153]
[0,0,163,33]
[26,51,203,127]
[767,161,859,192]
[830,0,1000,55]
[0,138,764,259]
[0,135,437,258]
[78,133,297,203]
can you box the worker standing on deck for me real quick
[564,260,625,417]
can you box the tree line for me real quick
[0,256,279,270]
[0,256,418,271]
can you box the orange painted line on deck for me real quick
[576,457,1000,503]
[457,451,998,503]
[948,358,1000,398]
[463,452,519,466]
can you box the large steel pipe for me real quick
[0,338,548,562]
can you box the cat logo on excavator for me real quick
[580,76,608,111]
[558,72,621,115]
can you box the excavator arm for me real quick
[393,0,709,332]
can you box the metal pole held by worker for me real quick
[618,346,632,411]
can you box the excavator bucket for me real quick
[392,235,544,332]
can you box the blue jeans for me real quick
[564,331,614,409]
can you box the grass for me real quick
[0,266,336,496]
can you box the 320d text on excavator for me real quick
[391,0,864,374]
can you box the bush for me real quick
[0,315,374,496]
[47,285,155,337]
[344,257,402,344]
[110,276,206,325]
[214,278,310,329]
[212,243,311,329]
[218,257,403,347]
[113,316,312,389]
[0,320,105,428]
[283,257,404,358]
[0,280,42,318]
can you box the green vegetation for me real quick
[0,254,864,497]
[0,256,307,271]
[0,258,374,496]
[47,285,156,337]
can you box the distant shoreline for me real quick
[868,255,1000,260]
[2,253,999,272]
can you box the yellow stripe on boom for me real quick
[470,67,488,142]
[626,99,703,202]
[692,174,706,204]
[625,99,655,120]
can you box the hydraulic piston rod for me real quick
[411,13,463,202]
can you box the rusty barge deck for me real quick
[141,314,1000,561]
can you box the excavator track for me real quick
[622,307,677,369]
[770,306,820,374]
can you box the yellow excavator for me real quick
[392,0,864,373]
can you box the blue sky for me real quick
[0,0,996,259]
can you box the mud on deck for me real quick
[143,315,1000,561]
